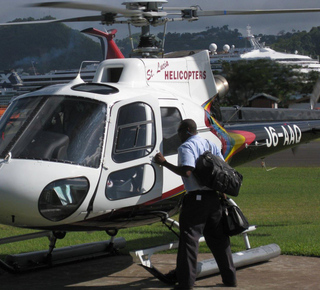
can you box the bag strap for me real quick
[206,139,212,152]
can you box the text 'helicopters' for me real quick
[0,0,320,273]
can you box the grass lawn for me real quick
[0,167,319,259]
[228,167,320,256]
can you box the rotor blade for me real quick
[196,8,320,17]
[30,1,168,18]
[28,1,141,16]
[0,15,103,26]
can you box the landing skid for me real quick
[0,231,126,273]
[130,199,281,284]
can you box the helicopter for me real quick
[0,0,320,277]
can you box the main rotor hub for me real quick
[123,0,167,13]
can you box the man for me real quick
[154,119,237,289]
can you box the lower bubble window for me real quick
[39,177,89,221]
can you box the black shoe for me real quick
[164,269,178,285]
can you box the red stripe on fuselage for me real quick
[144,185,185,205]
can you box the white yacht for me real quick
[210,26,320,73]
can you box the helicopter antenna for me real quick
[128,24,134,51]
[161,20,168,57]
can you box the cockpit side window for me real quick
[160,107,182,156]
[112,102,155,163]
[0,96,106,168]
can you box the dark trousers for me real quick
[176,190,236,288]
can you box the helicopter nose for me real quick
[0,159,93,228]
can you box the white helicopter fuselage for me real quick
[0,50,222,230]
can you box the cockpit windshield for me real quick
[0,96,106,168]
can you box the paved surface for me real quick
[0,253,320,289]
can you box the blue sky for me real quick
[1,0,320,40]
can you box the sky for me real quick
[1,0,320,41]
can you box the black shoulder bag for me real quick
[193,141,243,196]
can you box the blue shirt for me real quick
[178,134,224,192]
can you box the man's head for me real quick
[177,119,197,143]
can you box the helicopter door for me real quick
[92,96,162,213]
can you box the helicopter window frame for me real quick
[105,164,156,200]
[160,107,183,156]
[39,176,90,222]
[114,120,155,154]
[112,102,156,163]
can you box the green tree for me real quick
[220,60,315,108]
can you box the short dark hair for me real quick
[179,119,197,134]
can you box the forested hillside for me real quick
[1,17,320,73]
[0,17,102,74]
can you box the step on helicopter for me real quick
[0,0,320,280]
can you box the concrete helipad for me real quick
[0,253,319,289]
